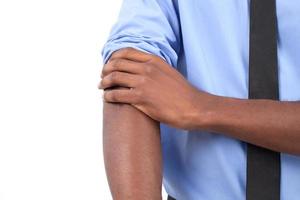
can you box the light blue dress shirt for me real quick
[102,1,300,199]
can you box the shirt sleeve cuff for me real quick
[101,34,178,67]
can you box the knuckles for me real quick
[105,90,118,102]
[144,65,153,75]
[101,58,123,77]
[139,76,147,85]
[142,62,157,77]
[109,58,123,68]
[109,92,118,102]
[133,89,144,102]
[109,71,120,82]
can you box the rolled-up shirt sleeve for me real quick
[101,0,181,68]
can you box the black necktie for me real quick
[168,1,281,200]
[247,0,281,200]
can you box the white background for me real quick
[0,0,167,199]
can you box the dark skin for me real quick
[102,50,162,200]
[101,47,300,153]
[101,47,300,199]
[103,102,162,200]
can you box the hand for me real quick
[99,48,216,130]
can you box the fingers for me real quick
[108,49,181,83]
[99,71,140,89]
[110,47,152,62]
[102,58,144,78]
[103,88,141,104]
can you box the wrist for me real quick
[184,91,225,131]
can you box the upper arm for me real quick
[101,0,181,68]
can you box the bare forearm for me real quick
[200,96,300,155]
[103,102,162,200]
